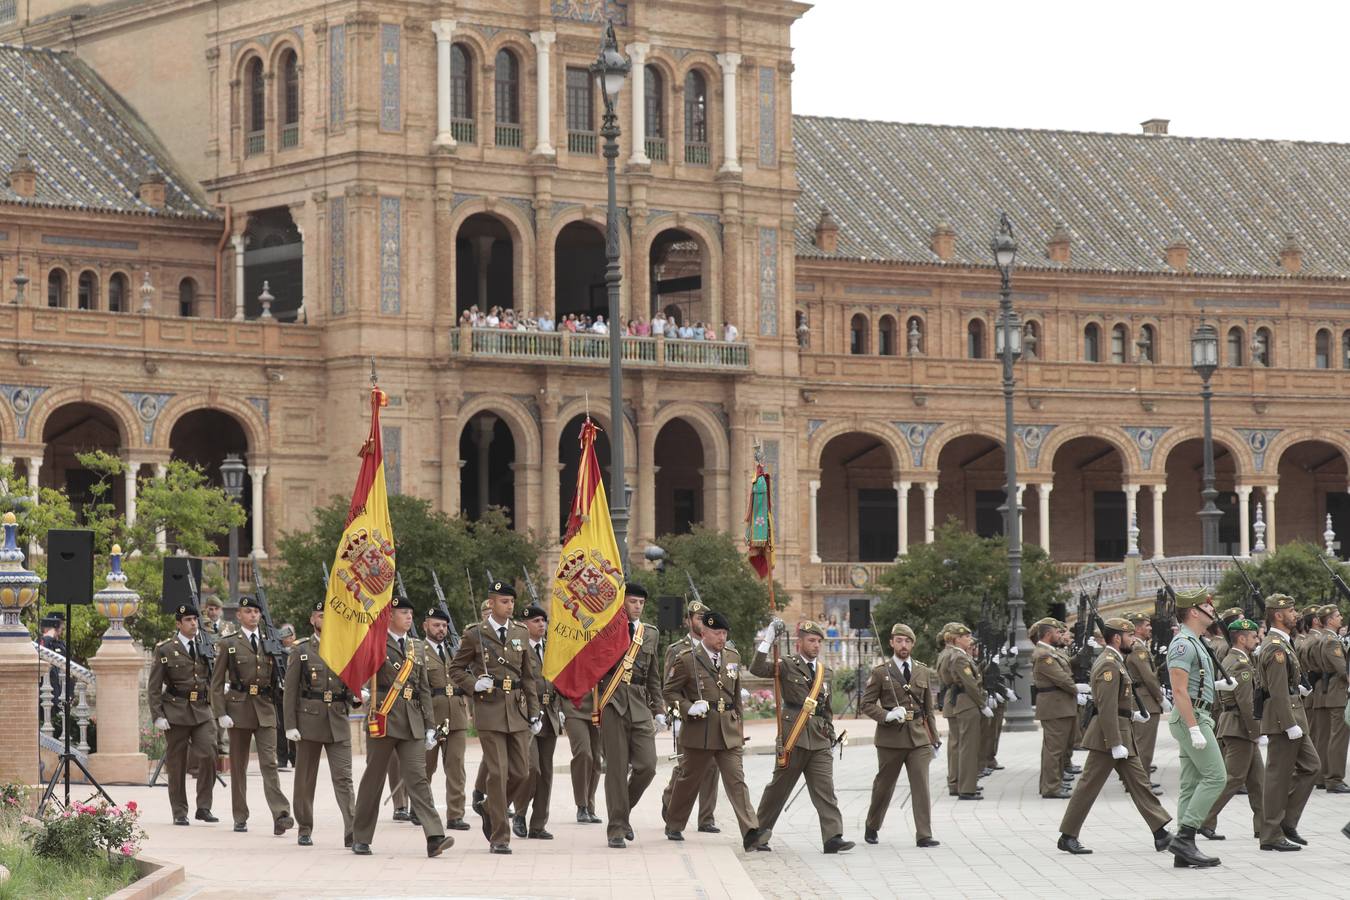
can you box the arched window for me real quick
[1226,326,1245,366]
[494,49,520,147]
[107,272,128,313]
[967,319,986,359]
[907,316,924,355]
[77,270,97,310]
[1110,323,1129,363]
[1084,323,1101,362]
[878,315,897,356]
[451,44,474,143]
[644,65,665,161]
[1253,327,1272,366]
[1137,323,1156,363]
[683,70,709,165]
[47,268,67,308]
[178,278,196,317]
[850,313,870,355]
[1023,320,1040,360]
[280,49,300,148]
[1316,328,1332,368]
[246,56,265,156]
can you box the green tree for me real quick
[871,521,1069,664]
[1214,541,1350,613]
[268,496,546,637]
[641,526,787,651]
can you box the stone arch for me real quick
[153,393,269,458]
[266,34,303,73]
[555,398,638,463]
[808,419,903,473]
[1265,428,1350,476]
[925,420,1025,474]
[1150,425,1249,480]
[548,207,632,319]
[454,394,541,467]
[232,42,271,79]
[0,395,17,443]
[653,402,730,471]
[640,213,723,326]
[449,200,536,318]
[1038,423,1140,478]
[27,386,139,450]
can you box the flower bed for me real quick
[0,784,143,899]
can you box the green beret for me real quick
[797,620,826,638]
[1227,617,1259,633]
[890,623,916,641]
[1174,586,1212,609]
[1265,593,1297,611]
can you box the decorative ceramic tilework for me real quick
[550,0,628,25]
[380,24,401,132]
[1016,424,1056,469]
[329,195,346,315]
[379,196,401,314]
[123,391,174,444]
[758,227,778,336]
[1192,298,1280,309]
[806,419,825,438]
[1,384,47,439]
[382,425,402,495]
[41,234,138,250]
[0,1,16,26]
[891,422,941,468]
[844,284,931,297]
[247,397,271,424]
[758,66,776,168]
[1081,294,1164,307]
[1123,426,1170,469]
[329,25,346,127]
[1236,428,1282,472]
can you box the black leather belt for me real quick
[1117,708,1133,719]
[302,689,350,703]
[430,687,449,697]
[230,682,273,698]
[168,685,208,701]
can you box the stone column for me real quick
[438,401,461,517]
[897,480,911,556]
[627,43,650,166]
[1037,483,1052,552]
[249,465,268,559]
[231,234,246,320]
[1264,485,1278,549]
[728,406,749,540]
[154,463,167,551]
[529,31,556,156]
[88,568,149,783]
[636,404,657,552]
[1015,484,1026,536]
[431,20,457,148]
[122,460,141,527]
[1151,485,1166,559]
[473,236,494,309]
[715,52,742,173]
[26,457,41,558]
[1236,485,1253,557]
[922,481,937,544]
[1124,483,1139,553]
[473,417,496,515]
[539,394,560,545]
[808,479,822,563]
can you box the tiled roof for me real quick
[792,115,1350,278]
[0,44,216,219]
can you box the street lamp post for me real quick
[591,20,632,570]
[219,454,247,603]
[1190,323,1222,555]
[992,214,1034,732]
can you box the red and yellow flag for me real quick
[543,418,629,703]
[319,386,397,694]
[746,460,775,579]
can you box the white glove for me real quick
[1076,693,1088,707]
[558,710,567,730]
[1110,744,1128,760]
[218,715,234,730]
[153,717,169,731]
[1188,725,1206,750]
[360,688,370,704]
[1214,677,1237,693]
[687,700,709,718]
[673,719,683,739]
[1161,697,1173,713]
[474,675,494,693]
[885,707,906,723]
[285,728,301,742]
[530,718,543,736]
[1006,644,1019,656]
[1298,684,1312,697]
[1286,724,1304,740]
[1003,688,1018,702]
[1074,683,1091,693]
[1258,735,1269,747]
[1131,710,1148,723]
[755,625,774,654]
[655,713,668,730]
[425,729,438,749]
[741,688,750,702]
[980,704,993,719]
[1087,638,1100,650]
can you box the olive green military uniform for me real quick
[979,689,1006,771]
[1032,636,1079,797]
[1257,623,1320,845]
[937,640,987,797]
[423,634,471,824]
[521,635,561,834]
[148,631,216,820]
[598,618,663,843]
[861,652,936,842]
[1300,622,1328,785]
[1311,612,1348,790]
[1059,644,1172,840]
[1124,638,1164,777]
[563,688,604,819]
[1201,642,1264,836]
[749,643,845,847]
[209,626,291,829]
[933,642,958,795]
[660,633,719,828]
[449,617,540,848]
[283,635,356,842]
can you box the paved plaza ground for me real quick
[100,718,1349,900]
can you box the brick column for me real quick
[0,513,41,786]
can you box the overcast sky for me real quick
[792,0,1350,143]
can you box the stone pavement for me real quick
[96,719,1350,899]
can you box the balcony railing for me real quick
[816,561,893,589]
[645,137,667,162]
[451,118,476,144]
[1064,555,1238,608]
[281,123,299,149]
[568,131,597,155]
[684,141,710,165]
[495,123,523,148]
[245,131,265,157]
[449,326,750,371]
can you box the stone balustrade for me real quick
[1064,554,1239,609]
[449,326,751,371]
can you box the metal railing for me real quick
[495,123,522,148]
[281,123,299,149]
[37,642,96,755]
[245,131,265,157]
[684,142,710,166]
[451,119,476,144]
[451,326,750,370]
[568,131,597,155]
[645,137,667,162]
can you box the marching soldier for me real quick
[149,602,218,826]
[978,640,1008,776]
[1123,612,1166,795]
[596,583,664,848]
[1199,616,1264,841]
[1206,607,1242,660]
[283,599,358,847]
[932,624,961,798]
[200,595,225,644]
[749,620,852,854]
[861,623,939,848]
[1300,605,1326,789]
[563,683,604,825]
[350,595,455,858]
[450,581,541,855]
[517,603,561,839]
[1056,617,1174,858]
[1031,618,1078,799]
[663,609,766,851]
[209,594,293,835]
[660,599,720,833]
[1315,604,1349,793]
[937,623,990,800]
[422,605,473,831]
[1257,593,1320,852]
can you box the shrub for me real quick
[27,799,145,864]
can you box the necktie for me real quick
[188,641,197,661]
[437,643,446,665]
[629,621,635,640]
[250,633,258,655]
[398,637,406,657]
[535,643,543,663]
[808,660,816,679]
[903,660,911,684]
[498,626,507,644]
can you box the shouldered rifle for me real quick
[250,565,288,683]
[521,565,540,607]
[685,571,703,606]
[394,570,419,638]
[183,564,215,668]
[321,561,331,595]
[1233,556,1268,619]
[1069,585,1101,685]
[1318,554,1350,606]
[428,568,460,653]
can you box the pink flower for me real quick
[125,801,137,812]
[119,841,135,856]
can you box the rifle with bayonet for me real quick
[428,568,460,654]
[1318,554,1350,606]
[1232,556,1268,619]
[521,565,541,607]
[250,565,288,686]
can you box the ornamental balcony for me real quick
[447,326,751,372]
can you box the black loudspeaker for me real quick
[161,557,205,612]
[849,596,872,632]
[657,595,684,632]
[46,530,95,605]
[1049,601,1068,623]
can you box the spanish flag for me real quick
[746,460,775,579]
[319,386,397,694]
[543,418,629,704]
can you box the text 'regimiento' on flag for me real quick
[542,417,629,704]
[746,460,774,579]
[319,386,396,695]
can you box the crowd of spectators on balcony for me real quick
[458,305,741,342]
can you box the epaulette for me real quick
[464,622,482,632]
[676,647,694,657]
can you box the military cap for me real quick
[1321,604,1341,618]
[203,595,223,609]
[890,623,916,641]
[944,622,971,637]
[488,580,516,598]
[1227,617,1259,632]
[174,603,199,620]
[40,614,62,629]
[1265,593,1297,610]
[1174,586,1212,609]
[1218,607,1244,623]
[1122,611,1149,625]
[701,609,731,632]
[425,606,451,622]
[389,594,416,611]
[624,581,649,599]
[796,620,826,638]
[311,599,325,613]
[1301,605,1321,618]
[1100,616,1131,638]
[686,599,707,616]
[238,594,263,610]
[278,624,296,640]
[521,604,548,621]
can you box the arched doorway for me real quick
[1050,437,1125,562]
[654,418,704,537]
[648,228,705,328]
[818,432,897,562]
[558,414,613,535]
[41,403,125,519]
[1161,438,1237,556]
[1275,440,1349,551]
[243,206,303,321]
[455,214,515,316]
[934,435,1008,539]
[555,222,606,320]
[169,409,252,554]
[459,412,517,527]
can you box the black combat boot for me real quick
[1168,825,1221,867]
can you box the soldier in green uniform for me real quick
[1299,606,1327,788]
[1056,617,1173,858]
[1316,604,1349,793]
[861,622,939,848]
[663,609,766,851]
[1257,593,1320,852]
[1164,586,1229,867]
[1123,612,1166,795]
[937,623,990,800]
[283,599,359,847]
[148,603,218,826]
[1031,618,1079,798]
[563,680,604,824]
[749,619,852,854]
[1199,616,1264,841]
[421,605,472,831]
[932,624,959,797]
[209,594,293,835]
[518,603,560,839]
[660,599,720,832]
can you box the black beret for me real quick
[624,582,649,599]
[425,606,451,622]
[489,581,516,599]
[237,595,261,610]
[522,604,548,621]
[702,609,731,631]
[174,603,199,620]
[47,611,66,622]
[389,594,416,611]
[311,599,325,613]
